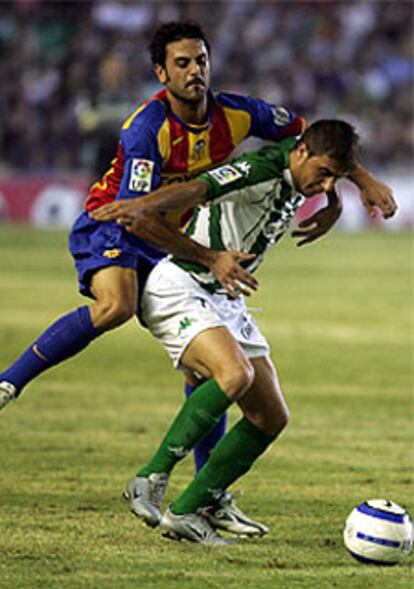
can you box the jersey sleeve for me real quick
[117,116,164,200]
[217,93,305,142]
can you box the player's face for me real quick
[290,144,345,196]
[155,39,210,105]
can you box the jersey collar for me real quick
[161,90,214,134]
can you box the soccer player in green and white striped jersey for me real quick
[94,120,361,543]
[170,136,307,295]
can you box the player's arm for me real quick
[291,166,397,246]
[91,180,258,298]
[291,189,342,246]
[92,151,257,225]
[91,180,208,226]
[347,164,397,219]
[136,211,258,298]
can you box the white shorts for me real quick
[142,259,270,369]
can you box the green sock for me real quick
[172,417,276,515]
[139,379,232,477]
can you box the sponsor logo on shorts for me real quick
[271,105,291,126]
[103,248,122,259]
[241,318,254,340]
[208,164,243,186]
[178,316,197,335]
[129,158,154,192]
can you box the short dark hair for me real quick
[301,120,359,172]
[148,21,210,67]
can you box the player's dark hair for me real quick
[149,21,210,67]
[301,120,359,172]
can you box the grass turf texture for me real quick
[0,225,412,589]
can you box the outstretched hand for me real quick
[209,251,259,298]
[291,190,342,246]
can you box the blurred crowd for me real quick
[0,0,412,177]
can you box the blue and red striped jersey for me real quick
[85,89,304,227]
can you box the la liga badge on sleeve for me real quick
[129,159,154,192]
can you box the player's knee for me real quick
[217,360,255,401]
[92,298,135,330]
[276,404,290,432]
[264,404,290,436]
[246,402,290,437]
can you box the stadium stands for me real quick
[0,0,412,175]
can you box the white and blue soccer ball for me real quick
[344,499,413,565]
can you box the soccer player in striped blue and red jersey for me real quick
[0,21,397,534]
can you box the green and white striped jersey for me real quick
[174,137,305,293]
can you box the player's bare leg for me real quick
[89,266,138,330]
[180,326,255,399]
[237,355,289,437]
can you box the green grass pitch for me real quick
[0,225,412,589]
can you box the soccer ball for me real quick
[343,499,413,565]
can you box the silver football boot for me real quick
[161,506,234,545]
[123,473,169,527]
[0,381,18,411]
[203,491,269,537]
